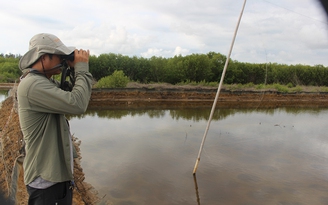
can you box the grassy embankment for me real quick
[126,81,328,93]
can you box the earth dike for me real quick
[88,87,328,110]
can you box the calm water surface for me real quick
[0,90,8,103]
[67,107,328,205]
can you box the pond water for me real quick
[2,91,328,205]
[0,90,8,104]
[68,107,328,205]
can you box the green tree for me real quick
[95,70,129,88]
[163,55,185,84]
[208,52,226,82]
[0,57,20,82]
[182,54,212,82]
[148,56,167,82]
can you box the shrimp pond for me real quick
[2,90,328,205]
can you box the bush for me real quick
[207,82,218,87]
[273,83,289,93]
[256,84,265,89]
[95,70,129,88]
[244,82,254,88]
[291,86,302,92]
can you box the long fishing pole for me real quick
[193,0,247,175]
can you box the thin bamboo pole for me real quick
[193,0,247,175]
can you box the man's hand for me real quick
[68,49,89,67]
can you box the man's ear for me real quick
[41,54,47,60]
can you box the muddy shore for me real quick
[88,87,328,109]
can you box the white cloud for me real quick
[141,48,165,58]
[0,0,327,66]
[173,46,190,56]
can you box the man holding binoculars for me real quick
[17,33,93,205]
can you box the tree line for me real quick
[1,52,327,86]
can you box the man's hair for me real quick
[30,54,54,68]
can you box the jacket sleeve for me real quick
[23,62,93,114]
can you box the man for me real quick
[17,33,93,204]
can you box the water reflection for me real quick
[193,175,200,205]
[69,107,322,122]
[67,107,328,205]
[0,90,8,103]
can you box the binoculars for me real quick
[65,52,75,62]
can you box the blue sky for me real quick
[1,0,327,66]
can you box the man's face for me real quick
[45,54,63,75]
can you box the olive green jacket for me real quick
[17,62,93,185]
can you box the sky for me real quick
[1,0,328,66]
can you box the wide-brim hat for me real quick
[19,33,75,70]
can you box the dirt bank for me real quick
[89,87,328,109]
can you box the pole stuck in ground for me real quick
[192,0,247,175]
